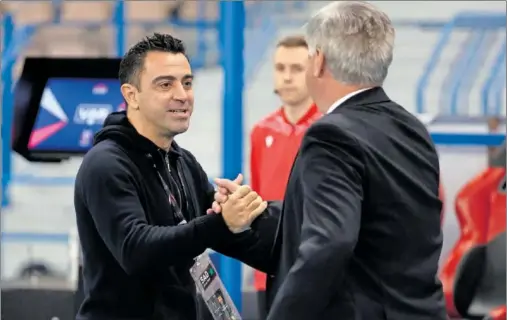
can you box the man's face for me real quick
[133,51,194,137]
[273,46,310,106]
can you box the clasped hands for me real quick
[206,174,267,233]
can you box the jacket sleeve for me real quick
[192,158,279,273]
[75,149,230,276]
[267,120,365,320]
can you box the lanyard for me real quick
[156,168,187,225]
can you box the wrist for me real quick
[194,213,230,245]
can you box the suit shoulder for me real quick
[308,113,359,140]
[303,116,364,158]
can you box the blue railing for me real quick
[1,14,15,207]
[447,32,482,114]
[482,38,507,115]
[416,12,506,115]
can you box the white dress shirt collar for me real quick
[327,88,372,114]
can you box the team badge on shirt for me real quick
[265,135,273,147]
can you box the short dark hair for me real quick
[118,33,186,88]
[276,35,308,49]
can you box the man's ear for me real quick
[313,49,325,78]
[120,83,139,109]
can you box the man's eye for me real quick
[292,65,304,72]
[183,81,193,88]
[159,82,171,88]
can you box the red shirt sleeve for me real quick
[250,127,261,192]
[251,128,268,291]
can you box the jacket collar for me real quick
[329,87,391,115]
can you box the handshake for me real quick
[206,174,267,233]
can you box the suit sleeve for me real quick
[267,121,365,320]
[75,150,229,276]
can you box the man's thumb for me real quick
[234,173,244,185]
[214,178,240,193]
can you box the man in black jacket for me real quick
[213,1,447,320]
[74,33,276,320]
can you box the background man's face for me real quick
[138,51,194,137]
[273,46,310,106]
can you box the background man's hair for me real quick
[118,33,186,88]
[304,1,395,86]
[276,35,308,49]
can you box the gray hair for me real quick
[303,1,395,86]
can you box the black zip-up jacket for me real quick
[74,112,277,320]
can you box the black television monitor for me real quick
[13,57,123,162]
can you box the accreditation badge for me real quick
[189,252,242,320]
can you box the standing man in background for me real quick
[249,35,321,319]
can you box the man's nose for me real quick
[172,83,188,102]
[283,72,293,82]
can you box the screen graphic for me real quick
[29,78,124,152]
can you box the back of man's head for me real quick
[304,1,395,87]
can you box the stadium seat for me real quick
[440,167,506,317]
[61,1,112,22]
[127,1,175,21]
[125,1,178,48]
[126,25,178,51]
[453,174,506,319]
[31,25,107,57]
[3,2,53,25]
[179,2,218,21]
[441,142,506,319]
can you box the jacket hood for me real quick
[94,111,182,156]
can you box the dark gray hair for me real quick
[304,1,395,86]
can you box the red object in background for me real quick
[488,178,506,242]
[488,305,507,320]
[440,167,506,317]
[484,186,507,320]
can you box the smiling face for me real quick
[121,50,194,139]
[137,51,194,137]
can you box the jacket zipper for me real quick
[159,153,185,223]
[176,161,191,216]
[164,154,186,211]
[164,155,200,319]
[164,153,171,173]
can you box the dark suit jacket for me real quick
[254,87,446,320]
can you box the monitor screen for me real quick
[28,78,125,153]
